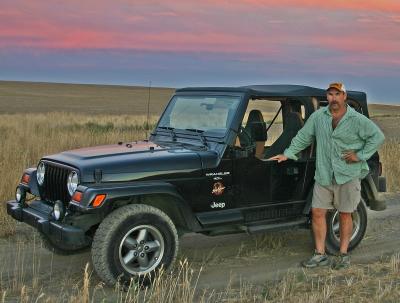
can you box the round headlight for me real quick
[53,200,64,221]
[67,171,79,196]
[16,187,26,204]
[37,162,46,186]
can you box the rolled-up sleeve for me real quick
[356,117,385,161]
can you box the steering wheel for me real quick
[238,126,256,152]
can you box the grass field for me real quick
[0,80,399,235]
[0,81,399,302]
[0,81,174,115]
[0,112,159,236]
[0,237,399,302]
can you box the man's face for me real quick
[326,89,347,110]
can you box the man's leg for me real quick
[302,207,330,268]
[339,212,353,254]
[332,178,360,270]
[302,183,333,268]
[312,207,328,253]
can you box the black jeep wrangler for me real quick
[7,85,386,285]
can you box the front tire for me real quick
[325,200,367,255]
[91,204,179,286]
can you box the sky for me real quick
[1,0,400,103]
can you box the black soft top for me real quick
[176,84,368,116]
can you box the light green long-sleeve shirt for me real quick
[283,105,385,186]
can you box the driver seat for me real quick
[239,110,267,158]
[264,112,304,159]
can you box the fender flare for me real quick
[72,181,202,232]
[20,168,40,196]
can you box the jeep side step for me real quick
[245,218,308,234]
[202,218,309,236]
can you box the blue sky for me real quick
[1,0,399,103]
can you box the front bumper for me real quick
[7,200,89,249]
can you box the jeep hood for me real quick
[43,141,219,183]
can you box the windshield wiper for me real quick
[185,128,208,147]
[156,140,207,150]
[157,126,177,141]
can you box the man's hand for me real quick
[342,150,359,163]
[268,154,288,163]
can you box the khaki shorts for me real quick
[312,178,361,213]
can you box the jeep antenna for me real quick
[146,80,151,138]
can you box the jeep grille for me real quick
[41,162,72,203]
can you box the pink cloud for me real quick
[209,0,400,13]
[308,35,400,54]
[0,24,271,54]
[1,0,399,72]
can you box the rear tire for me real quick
[325,200,367,255]
[91,204,178,286]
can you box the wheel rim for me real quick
[331,209,361,243]
[118,225,165,275]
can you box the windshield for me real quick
[157,95,241,137]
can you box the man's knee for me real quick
[339,212,352,220]
[312,207,327,219]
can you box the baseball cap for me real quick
[327,82,346,93]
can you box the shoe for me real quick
[302,251,330,268]
[332,253,350,270]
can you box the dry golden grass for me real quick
[264,253,400,302]
[0,81,399,301]
[368,103,400,117]
[1,115,398,236]
[379,139,400,192]
[0,81,173,115]
[0,81,398,235]
[0,112,158,236]
[0,238,399,302]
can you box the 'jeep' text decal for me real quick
[210,202,225,209]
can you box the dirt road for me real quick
[183,192,400,289]
[1,193,399,293]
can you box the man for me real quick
[270,82,385,269]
